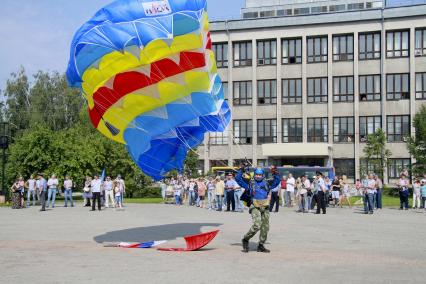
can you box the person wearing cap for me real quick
[236,165,280,253]
[315,171,327,214]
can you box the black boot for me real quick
[257,244,270,253]
[242,239,249,253]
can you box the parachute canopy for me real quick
[66,0,231,180]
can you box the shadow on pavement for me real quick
[93,223,222,243]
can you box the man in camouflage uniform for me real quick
[236,166,280,253]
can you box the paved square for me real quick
[0,204,425,283]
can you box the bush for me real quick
[132,186,161,198]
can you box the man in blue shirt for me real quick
[236,165,280,253]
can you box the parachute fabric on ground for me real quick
[66,0,231,180]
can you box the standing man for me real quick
[374,174,383,209]
[286,174,295,207]
[47,174,59,208]
[104,176,114,208]
[331,176,341,207]
[115,175,126,206]
[225,173,237,212]
[38,173,47,212]
[365,174,376,214]
[315,172,326,214]
[269,183,280,213]
[26,175,37,207]
[63,176,74,207]
[280,176,287,207]
[215,176,225,211]
[236,165,280,253]
[91,175,102,211]
[397,173,410,210]
[297,175,310,213]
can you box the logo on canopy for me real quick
[142,0,172,16]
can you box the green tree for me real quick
[361,128,392,179]
[184,149,201,177]
[406,105,426,176]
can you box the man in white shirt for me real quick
[115,175,126,206]
[47,174,59,208]
[103,176,114,208]
[63,176,74,207]
[26,175,36,207]
[286,174,295,207]
[365,174,376,214]
[91,175,102,211]
[315,172,327,214]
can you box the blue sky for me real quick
[0,0,423,91]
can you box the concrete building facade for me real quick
[198,0,426,182]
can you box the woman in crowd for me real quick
[11,179,22,209]
[196,177,206,208]
[331,176,341,207]
[173,181,183,205]
[83,176,92,207]
[215,176,225,211]
[113,178,124,209]
[397,174,410,210]
[206,177,216,210]
[339,175,352,208]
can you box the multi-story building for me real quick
[198,0,426,183]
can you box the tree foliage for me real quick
[406,105,426,176]
[361,128,392,179]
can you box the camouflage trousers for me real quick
[243,205,270,244]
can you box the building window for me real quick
[360,159,381,176]
[329,4,346,12]
[387,115,410,142]
[294,7,310,15]
[222,82,228,101]
[282,78,302,104]
[282,38,302,64]
[282,118,303,143]
[257,80,277,105]
[334,159,355,179]
[333,34,354,61]
[416,73,426,100]
[387,74,410,100]
[233,120,252,145]
[243,12,258,19]
[388,159,411,179]
[233,81,252,106]
[210,160,229,168]
[257,39,277,65]
[359,116,382,142]
[307,77,328,103]
[333,117,355,143]
[233,41,252,67]
[307,36,328,63]
[209,128,228,145]
[415,28,426,56]
[386,30,409,58]
[257,159,268,167]
[212,42,228,68]
[233,159,253,167]
[259,10,275,17]
[359,32,381,60]
[311,6,328,13]
[307,117,328,143]
[257,119,277,144]
[359,75,381,101]
[347,3,364,10]
[277,9,292,16]
[333,76,354,102]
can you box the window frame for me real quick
[334,159,355,179]
[233,81,252,106]
[386,73,410,101]
[282,78,302,104]
[359,74,381,101]
[307,77,328,103]
[386,115,410,142]
[359,32,381,60]
[209,128,229,145]
[212,42,228,68]
[415,72,426,100]
[333,34,354,62]
[257,80,277,105]
[282,118,303,143]
[257,39,277,66]
[257,119,277,144]
[233,41,253,67]
[233,119,253,145]
[333,76,354,102]
[415,28,426,57]
[333,117,355,143]
[307,117,328,143]
[386,30,410,58]
[388,159,411,179]
[282,37,302,64]
[359,116,382,142]
[307,36,328,63]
